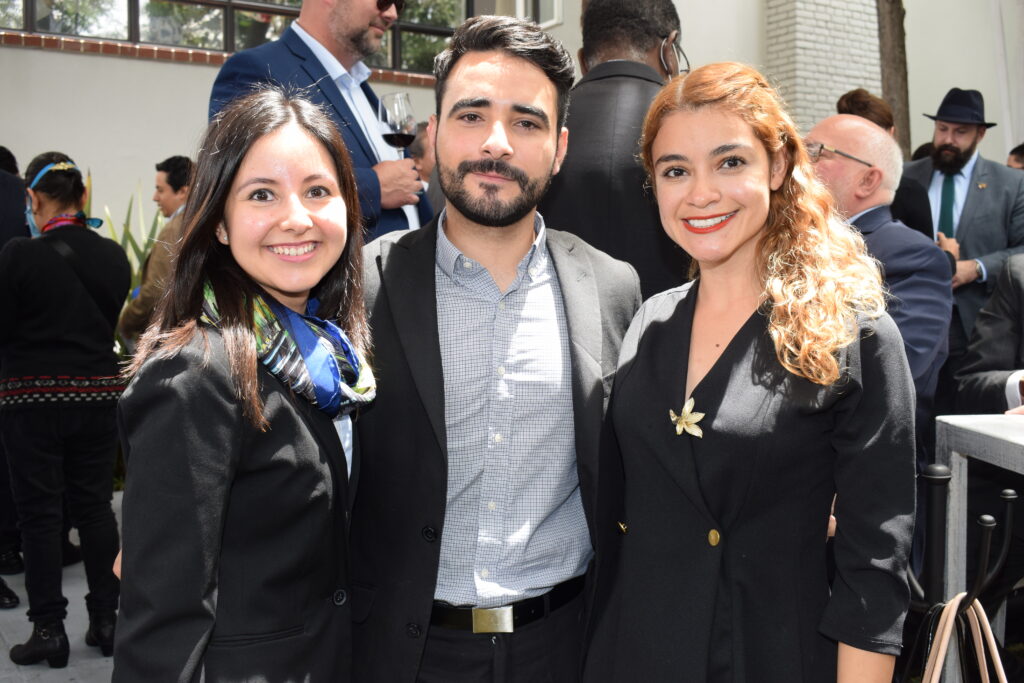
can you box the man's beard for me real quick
[328,11,382,60]
[932,138,979,174]
[437,157,553,228]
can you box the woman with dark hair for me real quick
[0,152,129,667]
[112,87,373,681]
[585,63,915,682]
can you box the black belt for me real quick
[430,575,585,633]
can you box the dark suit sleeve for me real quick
[820,314,915,655]
[955,258,1023,413]
[113,339,242,682]
[884,240,952,385]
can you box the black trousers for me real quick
[416,592,585,683]
[0,436,20,554]
[0,405,120,622]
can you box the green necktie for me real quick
[938,173,956,238]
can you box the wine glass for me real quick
[378,92,418,149]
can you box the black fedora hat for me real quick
[924,88,997,128]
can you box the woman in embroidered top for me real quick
[113,87,374,682]
[0,153,129,668]
[583,62,915,683]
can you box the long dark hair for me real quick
[129,86,367,428]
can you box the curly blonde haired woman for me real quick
[583,62,915,683]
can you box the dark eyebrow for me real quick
[711,143,751,156]
[237,177,278,190]
[512,104,549,127]
[654,153,688,166]
[448,98,491,115]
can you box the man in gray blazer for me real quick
[350,16,641,683]
[902,87,1024,412]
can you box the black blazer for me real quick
[955,254,1024,413]
[585,285,915,682]
[538,60,690,300]
[349,220,641,682]
[114,330,353,682]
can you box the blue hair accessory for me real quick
[29,161,77,189]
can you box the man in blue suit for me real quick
[809,115,952,568]
[210,0,429,241]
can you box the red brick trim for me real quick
[0,29,437,84]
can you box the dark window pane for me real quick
[0,0,22,29]
[247,0,299,7]
[36,0,127,39]
[234,10,294,50]
[140,0,222,48]
[402,0,461,30]
[399,30,447,72]
[363,29,391,69]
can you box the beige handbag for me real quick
[920,592,1008,683]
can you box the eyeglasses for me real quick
[377,0,405,13]
[805,141,873,167]
[660,36,691,76]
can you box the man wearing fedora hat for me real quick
[903,87,1024,415]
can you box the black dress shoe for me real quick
[9,621,69,668]
[0,578,19,609]
[85,612,116,657]
[0,550,23,575]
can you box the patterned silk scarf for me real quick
[200,283,375,418]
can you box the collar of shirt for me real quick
[169,204,185,220]
[435,209,549,283]
[928,150,982,237]
[290,21,371,92]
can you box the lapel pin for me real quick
[669,397,704,438]
[978,183,987,189]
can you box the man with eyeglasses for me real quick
[808,115,951,549]
[538,0,690,300]
[210,0,431,240]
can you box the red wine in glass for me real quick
[383,132,416,148]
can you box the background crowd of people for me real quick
[1,0,1023,681]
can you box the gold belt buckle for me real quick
[471,605,513,633]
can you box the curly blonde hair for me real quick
[640,62,885,386]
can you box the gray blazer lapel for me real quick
[956,158,991,244]
[904,158,934,188]
[380,226,447,456]
[548,231,603,473]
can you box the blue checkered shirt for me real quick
[433,211,591,608]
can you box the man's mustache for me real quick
[457,159,530,190]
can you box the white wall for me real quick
[676,0,766,70]
[904,0,1023,161]
[1,47,218,244]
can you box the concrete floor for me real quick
[0,492,120,683]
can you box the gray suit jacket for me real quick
[902,155,1024,336]
[955,254,1024,413]
[349,219,641,682]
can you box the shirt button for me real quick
[529,266,538,276]
[494,433,503,443]
[497,366,505,377]
[422,526,438,542]
[487,501,496,511]
[463,260,473,269]
[481,568,490,579]
[708,529,721,547]
[406,623,422,638]
[498,301,506,310]
[332,589,347,606]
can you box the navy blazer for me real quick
[209,26,430,241]
[853,205,951,466]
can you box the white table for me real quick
[935,414,1024,682]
